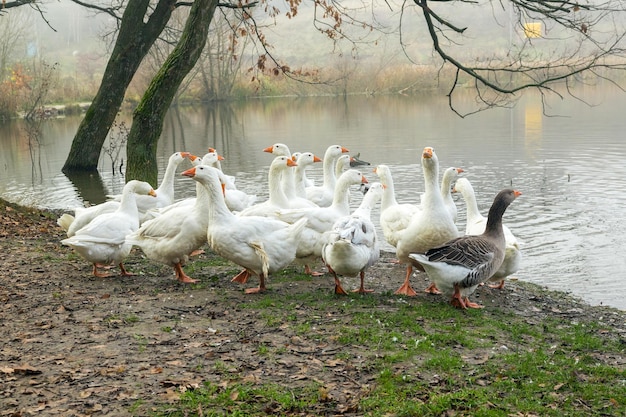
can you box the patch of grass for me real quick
[166,381,323,416]
[158,300,625,416]
[133,333,148,352]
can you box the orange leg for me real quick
[189,249,205,257]
[352,271,374,294]
[463,297,483,309]
[304,264,325,277]
[231,269,250,283]
[488,280,505,289]
[394,266,417,296]
[450,284,467,309]
[92,264,110,278]
[424,282,441,295]
[244,274,266,294]
[174,263,198,283]
[118,263,134,276]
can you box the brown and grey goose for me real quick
[408,188,522,309]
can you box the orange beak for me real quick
[422,147,433,159]
[208,147,216,153]
[361,175,368,184]
[180,151,191,159]
[514,190,522,197]
[148,189,157,197]
[263,145,274,153]
[341,146,350,153]
[182,167,196,177]
[287,158,297,167]
[456,168,464,174]
[188,154,199,162]
[313,155,322,163]
[218,154,225,161]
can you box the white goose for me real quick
[237,156,297,217]
[108,151,191,223]
[61,180,156,278]
[409,189,521,309]
[419,166,464,223]
[374,164,421,249]
[277,169,369,275]
[454,178,522,289]
[203,150,257,212]
[395,147,460,296]
[124,166,215,283]
[322,182,384,294]
[207,147,236,190]
[440,167,464,223]
[293,152,322,198]
[58,200,120,238]
[305,144,350,207]
[262,143,299,199]
[185,165,308,294]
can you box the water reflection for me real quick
[64,171,109,205]
[1,90,626,311]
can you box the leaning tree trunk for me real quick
[125,0,219,185]
[62,0,176,173]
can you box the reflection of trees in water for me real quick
[64,170,109,206]
[162,103,239,157]
[104,119,129,176]
[205,103,237,155]
[24,119,43,184]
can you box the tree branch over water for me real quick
[412,0,626,116]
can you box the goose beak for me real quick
[287,158,297,167]
[263,145,274,153]
[313,155,322,163]
[218,154,225,161]
[149,189,157,197]
[291,155,298,162]
[361,175,368,184]
[456,168,464,174]
[180,151,191,159]
[341,146,350,153]
[514,190,522,198]
[422,147,433,158]
[182,167,196,177]
[188,154,199,162]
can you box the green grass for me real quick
[151,289,626,417]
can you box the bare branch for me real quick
[68,0,122,19]
[412,0,626,116]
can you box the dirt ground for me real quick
[1,200,626,416]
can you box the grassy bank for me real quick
[1,197,625,416]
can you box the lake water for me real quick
[1,88,626,310]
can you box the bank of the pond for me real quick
[1,198,625,416]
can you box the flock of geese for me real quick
[57,144,522,309]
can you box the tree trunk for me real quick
[125,0,219,185]
[62,0,176,173]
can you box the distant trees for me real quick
[3,0,626,179]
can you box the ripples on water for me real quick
[1,92,626,310]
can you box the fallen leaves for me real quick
[0,364,42,376]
